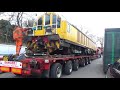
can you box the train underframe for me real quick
[24,34,95,56]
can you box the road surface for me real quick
[62,57,105,78]
[0,57,105,78]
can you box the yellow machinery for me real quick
[26,12,97,55]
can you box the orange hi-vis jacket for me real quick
[13,27,28,55]
[13,27,24,40]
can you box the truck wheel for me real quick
[80,59,85,67]
[88,58,91,64]
[50,63,62,78]
[85,58,88,65]
[73,60,79,71]
[64,61,72,75]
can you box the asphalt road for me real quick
[62,57,105,78]
[0,57,105,78]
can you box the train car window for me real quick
[52,25,56,28]
[81,34,83,44]
[38,17,42,30]
[52,15,56,24]
[57,17,61,28]
[45,14,50,25]
[52,15,56,28]
[67,24,70,33]
[38,17,42,25]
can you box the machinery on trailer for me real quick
[0,12,98,78]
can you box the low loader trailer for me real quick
[0,54,98,78]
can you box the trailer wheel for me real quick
[80,59,85,67]
[50,63,62,78]
[85,58,88,65]
[73,60,79,71]
[88,58,91,64]
[64,61,72,75]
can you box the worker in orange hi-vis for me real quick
[13,26,28,56]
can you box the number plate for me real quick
[0,61,22,68]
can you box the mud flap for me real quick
[41,70,50,78]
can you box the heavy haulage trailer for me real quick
[0,12,98,78]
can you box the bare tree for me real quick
[8,12,16,22]
[0,12,36,26]
[0,12,23,43]
[84,30,89,35]
[96,36,104,48]
[0,12,39,42]
[84,30,96,41]
[16,12,23,27]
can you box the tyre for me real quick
[64,61,72,75]
[73,60,79,71]
[80,59,85,67]
[85,58,88,65]
[50,63,62,78]
[88,58,91,64]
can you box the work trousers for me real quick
[15,38,23,55]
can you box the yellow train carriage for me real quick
[33,12,97,51]
[64,23,97,51]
